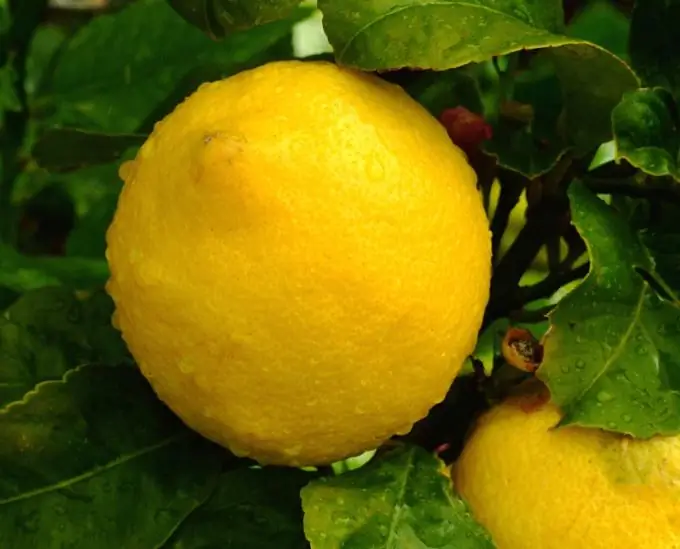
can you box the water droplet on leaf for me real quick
[597,391,614,403]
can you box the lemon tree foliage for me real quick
[165,468,317,549]
[302,446,494,549]
[0,287,129,407]
[610,0,680,181]
[41,0,307,134]
[0,243,110,291]
[0,365,227,548]
[169,0,303,37]
[31,129,146,173]
[320,0,638,155]
[629,0,680,100]
[640,214,680,302]
[538,182,680,436]
[2,0,680,548]
[612,88,680,181]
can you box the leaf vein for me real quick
[384,447,415,548]
[0,432,188,506]
[575,286,647,405]
[337,1,545,61]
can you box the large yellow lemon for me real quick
[453,384,680,548]
[105,60,491,466]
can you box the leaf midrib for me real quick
[384,448,415,549]
[0,432,188,506]
[336,1,556,60]
[572,283,647,406]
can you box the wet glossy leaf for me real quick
[42,0,305,133]
[318,0,637,158]
[320,0,563,68]
[0,287,130,409]
[32,128,145,173]
[169,0,304,38]
[612,87,680,181]
[165,468,315,549]
[538,182,680,438]
[0,365,226,548]
[302,445,494,549]
[639,202,680,303]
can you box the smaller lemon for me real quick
[453,383,680,549]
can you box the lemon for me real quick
[105,60,492,466]
[453,383,680,548]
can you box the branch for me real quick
[584,178,680,206]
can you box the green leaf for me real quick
[483,55,568,176]
[635,200,680,303]
[320,0,563,67]
[471,318,507,376]
[0,243,109,292]
[169,0,303,37]
[0,61,22,112]
[6,286,130,364]
[32,128,145,172]
[24,24,68,99]
[566,0,630,59]
[0,317,62,408]
[629,0,680,101]
[213,0,303,31]
[0,364,227,548]
[0,1,10,36]
[165,467,315,549]
[318,0,637,156]
[550,44,638,153]
[65,189,119,259]
[642,224,680,303]
[606,198,680,304]
[612,87,680,181]
[165,0,225,39]
[42,0,306,133]
[301,445,494,549]
[399,68,484,118]
[0,286,130,408]
[537,182,680,438]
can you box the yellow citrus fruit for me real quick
[105,60,491,466]
[453,384,680,549]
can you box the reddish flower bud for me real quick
[439,106,493,156]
